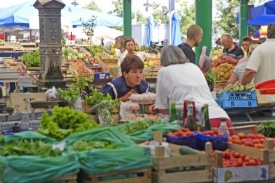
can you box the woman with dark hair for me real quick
[124,38,144,61]
[102,55,150,102]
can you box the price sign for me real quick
[10,93,46,114]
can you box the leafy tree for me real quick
[176,0,195,36]
[108,0,123,17]
[148,2,169,24]
[83,0,102,12]
[214,0,266,39]
[81,16,96,45]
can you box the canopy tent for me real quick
[71,26,122,40]
[63,6,123,27]
[236,0,275,25]
[0,1,123,28]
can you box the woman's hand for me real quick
[149,104,159,115]
[119,89,137,102]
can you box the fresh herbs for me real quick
[258,121,275,138]
[56,88,79,104]
[37,106,98,140]
[119,121,154,135]
[0,138,62,157]
[22,50,40,67]
[70,140,117,152]
[85,87,119,108]
[57,74,91,104]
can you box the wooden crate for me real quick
[98,59,118,78]
[152,131,213,183]
[46,174,77,183]
[225,125,275,180]
[69,64,94,79]
[85,167,151,183]
[0,174,77,183]
[21,62,40,71]
[143,67,153,78]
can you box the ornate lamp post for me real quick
[33,0,66,90]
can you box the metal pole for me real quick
[123,0,132,37]
[195,0,212,65]
[239,0,249,46]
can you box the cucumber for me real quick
[179,145,200,155]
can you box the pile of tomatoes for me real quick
[76,67,88,74]
[212,149,263,167]
[228,132,266,149]
[167,128,195,137]
[196,130,224,137]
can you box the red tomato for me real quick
[244,141,254,147]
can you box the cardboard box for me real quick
[256,89,275,107]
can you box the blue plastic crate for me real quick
[94,72,110,80]
[166,134,197,149]
[196,133,228,151]
[216,91,257,109]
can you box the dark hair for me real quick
[242,36,252,42]
[125,37,135,47]
[267,23,275,39]
[120,55,144,73]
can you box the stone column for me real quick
[34,0,66,89]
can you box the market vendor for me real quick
[101,55,150,102]
[114,35,128,67]
[221,34,244,60]
[149,45,235,135]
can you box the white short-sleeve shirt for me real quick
[246,39,275,85]
[155,63,229,119]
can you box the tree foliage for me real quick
[214,0,267,39]
[176,0,195,36]
[83,0,102,12]
[108,0,123,17]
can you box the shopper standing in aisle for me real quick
[221,34,244,60]
[124,38,144,61]
[149,45,235,135]
[242,23,275,85]
[227,40,262,84]
[178,25,203,64]
[241,36,252,57]
[114,35,128,74]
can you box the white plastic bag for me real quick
[199,46,213,73]
[45,86,59,101]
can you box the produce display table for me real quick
[226,107,275,125]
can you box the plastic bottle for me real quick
[218,118,230,136]
[169,101,177,122]
[184,105,198,131]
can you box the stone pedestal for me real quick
[34,0,66,90]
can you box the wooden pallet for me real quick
[152,131,213,183]
[45,174,77,183]
[0,174,77,183]
[85,167,151,183]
